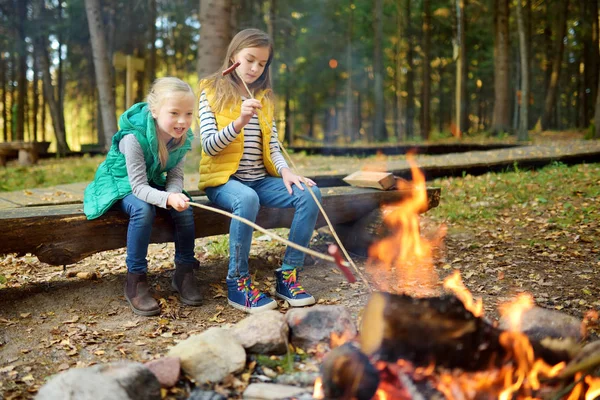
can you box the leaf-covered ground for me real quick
[1,155,599,399]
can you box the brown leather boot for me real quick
[172,262,202,306]
[124,272,160,316]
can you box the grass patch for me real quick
[0,155,104,192]
[429,162,600,230]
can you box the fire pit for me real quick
[312,156,600,400]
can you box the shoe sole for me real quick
[275,292,316,307]
[228,299,278,314]
[125,295,161,317]
[171,281,203,306]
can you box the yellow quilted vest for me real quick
[199,85,280,190]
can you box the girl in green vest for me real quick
[84,77,202,316]
[198,29,322,313]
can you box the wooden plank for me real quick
[0,186,440,266]
[342,171,396,190]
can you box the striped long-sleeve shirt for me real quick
[198,90,288,181]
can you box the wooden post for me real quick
[112,52,145,109]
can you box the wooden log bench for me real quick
[0,186,440,266]
[0,141,51,166]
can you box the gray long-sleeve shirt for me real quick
[119,134,185,208]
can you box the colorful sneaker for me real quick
[226,276,277,313]
[275,268,316,307]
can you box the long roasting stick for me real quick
[222,62,369,288]
[188,201,352,273]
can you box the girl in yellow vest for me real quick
[198,29,322,313]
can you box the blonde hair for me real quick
[147,77,195,168]
[199,28,274,113]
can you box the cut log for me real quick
[360,292,506,370]
[343,171,397,190]
[359,292,574,371]
[320,343,380,400]
[0,186,441,266]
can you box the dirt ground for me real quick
[1,131,599,399]
[1,211,599,399]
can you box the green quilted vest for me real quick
[83,102,193,220]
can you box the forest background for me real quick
[0,0,599,156]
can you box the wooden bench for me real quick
[0,186,440,266]
[0,141,51,167]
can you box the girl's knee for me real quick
[131,202,156,224]
[308,185,322,202]
[235,190,260,215]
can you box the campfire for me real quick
[313,156,600,400]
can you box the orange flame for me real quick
[312,376,324,399]
[367,155,443,296]
[585,375,600,400]
[499,293,534,331]
[330,330,355,349]
[443,270,483,317]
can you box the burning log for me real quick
[359,292,575,372]
[320,343,380,400]
[360,292,506,371]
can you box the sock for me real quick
[281,263,295,271]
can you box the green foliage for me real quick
[255,349,306,374]
[0,156,104,192]
[206,236,229,258]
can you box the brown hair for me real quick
[147,77,195,167]
[199,28,274,113]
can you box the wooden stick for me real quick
[188,201,339,265]
[276,141,371,290]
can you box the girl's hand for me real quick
[281,168,316,195]
[167,193,190,211]
[234,99,262,131]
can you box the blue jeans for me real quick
[205,176,322,279]
[118,194,197,274]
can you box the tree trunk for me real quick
[345,2,357,143]
[404,0,415,140]
[15,0,28,142]
[37,45,69,154]
[540,0,569,131]
[515,0,529,142]
[420,0,432,140]
[595,68,600,138]
[491,0,510,134]
[57,0,65,127]
[32,0,69,154]
[582,0,599,127]
[284,84,292,144]
[1,52,6,141]
[373,0,386,142]
[85,0,118,151]
[196,0,233,79]
[32,52,39,142]
[394,3,403,141]
[455,0,468,137]
[147,0,157,85]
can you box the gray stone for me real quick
[498,306,583,341]
[168,327,246,384]
[231,310,289,355]
[243,383,310,399]
[145,356,181,387]
[187,388,227,400]
[36,361,160,400]
[286,305,357,349]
